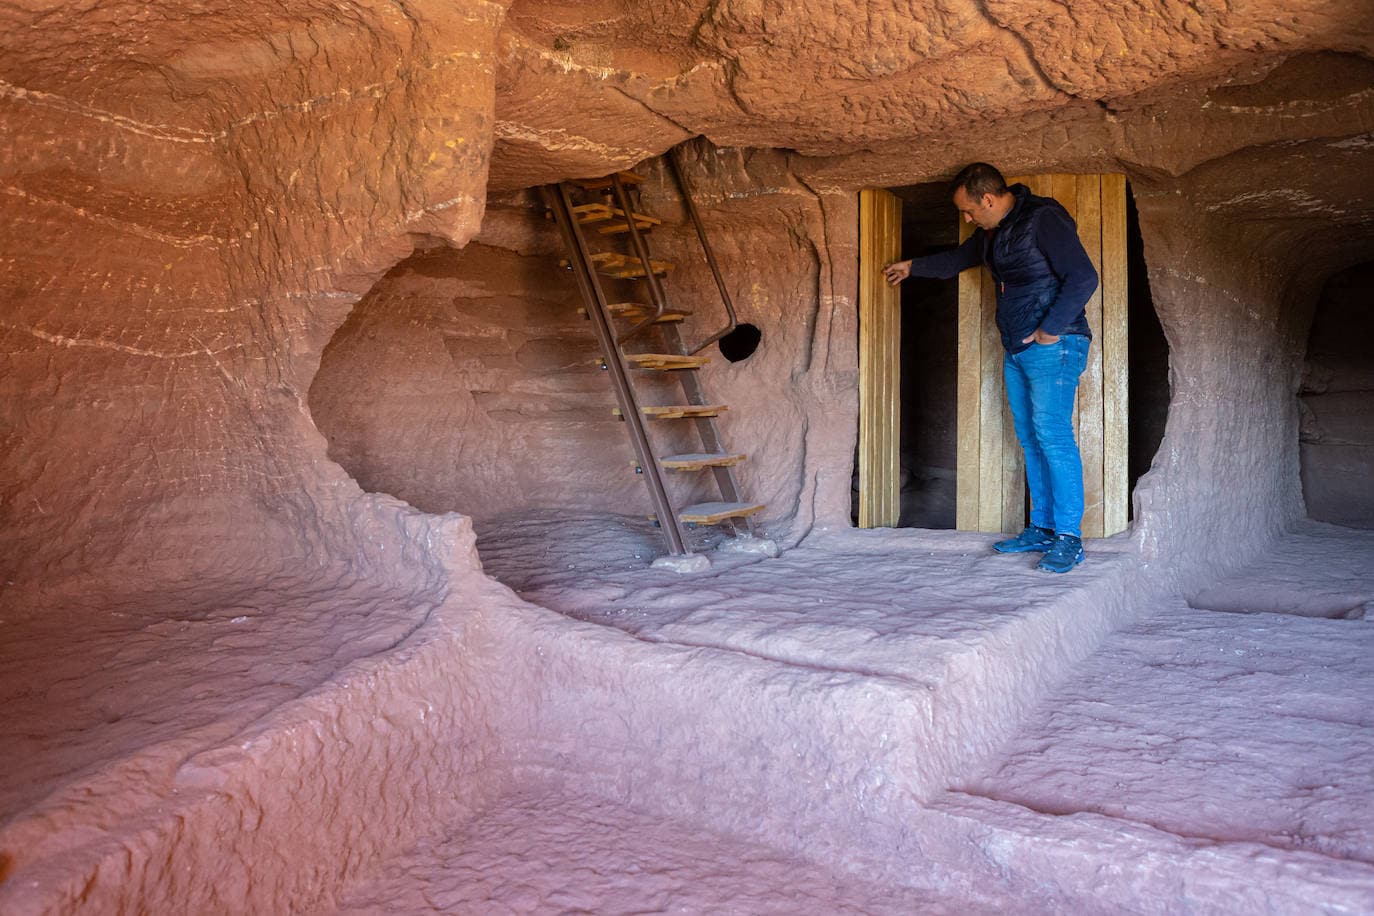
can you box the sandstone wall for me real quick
[2,0,1372,602]
[1,0,509,597]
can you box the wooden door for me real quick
[956,174,1129,538]
[857,188,902,528]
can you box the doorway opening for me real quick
[1300,260,1374,528]
[853,176,1168,533]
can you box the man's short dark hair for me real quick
[951,162,1008,200]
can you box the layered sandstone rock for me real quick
[2,0,1371,592]
[3,0,1374,909]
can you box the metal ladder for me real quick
[541,151,764,561]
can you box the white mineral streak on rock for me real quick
[717,534,782,558]
[650,552,712,573]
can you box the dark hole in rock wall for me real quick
[1300,261,1374,529]
[718,322,762,362]
[851,179,1168,530]
[307,204,712,525]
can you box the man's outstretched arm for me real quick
[884,233,982,285]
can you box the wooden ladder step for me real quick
[572,203,662,235]
[559,252,674,279]
[615,404,728,420]
[606,302,691,322]
[578,305,687,323]
[570,170,646,191]
[626,353,709,370]
[586,251,675,279]
[660,453,746,471]
[671,502,766,525]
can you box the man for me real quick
[884,163,1098,573]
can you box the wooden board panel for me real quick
[626,353,710,370]
[678,502,766,524]
[1075,173,1105,538]
[956,218,983,531]
[1047,174,1082,435]
[858,189,902,528]
[660,453,746,471]
[859,191,876,527]
[1101,173,1130,536]
[571,170,645,190]
[978,258,1004,531]
[638,404,726,419]
[607,301,693,319]
[882,191,901,526]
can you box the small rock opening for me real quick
[1300,260,1374,529]
[718,322,762,362]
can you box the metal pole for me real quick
[666,147,740,355]
[611,174,670,346]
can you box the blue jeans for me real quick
[1003,335,1090,538]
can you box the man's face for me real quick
[953,187,998,230]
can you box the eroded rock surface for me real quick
[3,0,1374,911]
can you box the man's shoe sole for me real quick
[1037,550,1085,573]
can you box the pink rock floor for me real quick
[334,783,971,915]
[0,570,444,877]
[476,509,1139,683]
[953,521,1374,862]
[3,515,1371,912]
[349,514,1370,913]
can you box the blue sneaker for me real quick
[992,525,1055,554]
[1037,534,1085,573]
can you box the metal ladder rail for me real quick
[664,147,740,357]
[542,182,693,556]
[610,173,757,540]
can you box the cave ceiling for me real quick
[490,0,1374,189]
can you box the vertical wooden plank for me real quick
[1074,174,1105,539]
[890,192,904,525]
[956,218,982,531]
[858,190,875,528]
[1044,175,1082,437]
[1100,173,1130,537]
[859,191,876,528]
[857,189,902,528]
[977,261,1002,531]
[1015,174,1045,197]
[882,191,901,525]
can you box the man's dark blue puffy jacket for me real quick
[906,183,1098,354]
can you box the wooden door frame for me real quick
[859,175,1130,537]
[857,188,901,528]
